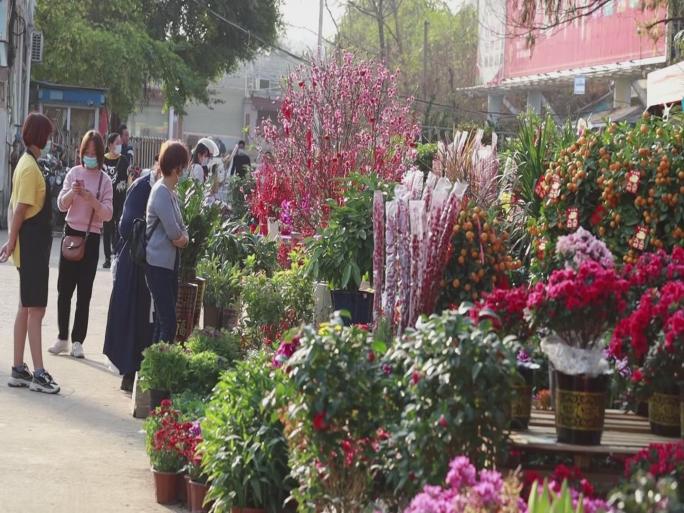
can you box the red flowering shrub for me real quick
[525,464,596,498]
[527,260,629,348]
[253,51,419,233]
[621,247,684,307]
[609,280,684,392]
[144,400,191,473]
[470,285,531,342]
[625,441,684,480]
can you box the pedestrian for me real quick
[189,137,219,183]
[230,140,251,177]
[119,124,134,168]
[1,112,60,393]
[104,154,160,392]
[102,132,129,269]
[146,141,189,343]
[48,131,113,360]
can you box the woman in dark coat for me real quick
[103,160,159,391]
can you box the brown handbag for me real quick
[61,172,104,262]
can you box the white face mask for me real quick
[113,144,122,155]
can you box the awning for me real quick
[460,56,666,96]
[647,62,684,108]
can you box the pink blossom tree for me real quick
[252,51,420,233]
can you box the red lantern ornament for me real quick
[549,175,562,200]
[566,207,579,230]
[625,170,640,194]
[630,225,649,251]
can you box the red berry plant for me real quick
[253,51,419,234]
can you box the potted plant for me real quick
[470,285,538,430]
[610,280,684,437]
[306,174,391,325]
[200,353,293,513]
[144,400,187,505]
[527,260,629,445]
[198,258,242,330]
[185,421,210,513]
[139,343,190,410]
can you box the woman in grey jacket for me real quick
[145,141,189,343]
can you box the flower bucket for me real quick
[511,363,537,431]
[192,277,206,328]
[149,389,170,412]
[330,290,373,326]
[189,480,210,513]
[152,470,182,505]
[649,386,680,438]
[203,305,221,329]
[554,370,608,445]
[175,281,198,342]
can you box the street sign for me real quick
[574,76,586,95]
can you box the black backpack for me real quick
[129,218,158,266]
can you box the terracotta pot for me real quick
[220,306,240,330]
[175,281,198,342]
[649,385,680,438]
[203,304,221,329]
[193,277,207,328]
[554,370,608,445]
[511,362,538,431]
[152,469,182,505]
[189,480,210,513]
[177,472,187,503]
[330,290,374,326]
[148,389,170,412]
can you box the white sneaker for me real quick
[48,338,69,355]
[71,342,85,359]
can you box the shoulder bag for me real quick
[61,171,104,262]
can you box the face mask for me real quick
[40,140,52,158]
[200,156,209,166]
[114,144,122,155]
[83,156,98,169]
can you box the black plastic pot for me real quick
[649,385,680,438]
[149,389,171,412]
[511,362,539,431]
[554,370,609,445]
[203,305,221,329]
[330,290,374,326]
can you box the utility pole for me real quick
[317,0,325,59]
[422,20,429,99]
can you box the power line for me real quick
[190,0,310,65]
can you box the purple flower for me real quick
[516,349,531,363]
[190,421,201,437]
[556,227,614,270]
[382,363,393,376]
[445,456,477,491]
[472,470,504,506]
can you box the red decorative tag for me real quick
[630,225,649,251]
[549,175,562,200]
[535,176,548,199]
[625,170,640,194]
[566,208,579,230]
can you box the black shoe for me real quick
[29,371,60,394]
[8,363,33,388]
[103,259,111,269]
[120,373,134,392]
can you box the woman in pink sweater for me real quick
[48,131,113,359]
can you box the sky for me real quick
[280,0,470,53]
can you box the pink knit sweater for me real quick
[58,166,114,234]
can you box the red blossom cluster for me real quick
[624,441,684,479]
[470,285,531,340]
[622,247,684,300]
[152,400,195,462]
[260,308,300,347]
[523,464,595,499]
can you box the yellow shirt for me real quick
[9,153,46,267]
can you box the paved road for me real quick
[0,232,182,512]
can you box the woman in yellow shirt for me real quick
[0,112,60,394]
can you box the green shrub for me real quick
[197,258,242,308]
[383,307,518,494]
[186,329,242,362]
[187,351,228,396]
[139,343,189,392]
[171,390,208,420]
[201,353,292,513]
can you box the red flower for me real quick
[367,351,376,363]
[160,399,173,408]
[580,478,595,498]
[411,371,421,385]
[312,412,328,432]
[438,415,448,428]
[630,369,644,383]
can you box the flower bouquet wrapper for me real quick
[541,336,609,377]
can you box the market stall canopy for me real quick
[647,62,684,109]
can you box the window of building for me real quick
[259,79,270,90]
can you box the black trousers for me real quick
[58,225,101,344]
[102,219,119,261]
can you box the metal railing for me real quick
[130,136,166,169]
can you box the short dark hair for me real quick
[80,131,105,169]
[107,132,121,147]
[118,124,128,133]
[153,154,159,162]
[238,140,246,146]
[22,112,53,149]
[159,140,189,177]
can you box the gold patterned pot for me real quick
[649,386,680,438]
[554,370,608,445]
[511,362,538,431]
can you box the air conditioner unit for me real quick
[31,32,43,63]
